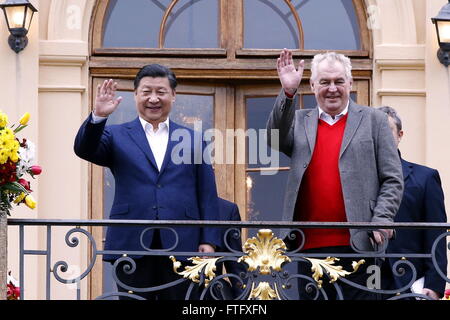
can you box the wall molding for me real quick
[38,85,86,93]
[40,55,87,67]
[376,59,425,71]
[376,88,426,97]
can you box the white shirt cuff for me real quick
[91,112,107,124]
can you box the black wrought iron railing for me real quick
[6,219,450,300]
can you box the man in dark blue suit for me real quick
[379,106,448,299]
[74,64,220,300]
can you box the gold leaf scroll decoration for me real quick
[249,282,280,300]
[169,256,222,287]
[238,229,291,275]
[306,257,365,289]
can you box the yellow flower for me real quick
[9,151,18,163]
[0,112,8,128]
[19,112,30,126]
[14,193,26,204]
[25,195,37,209]
[3,128,14,138]
[0,130,18,162]
[0,149,8,164]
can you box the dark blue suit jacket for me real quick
[74,115,221,261]
[384,158,448,295]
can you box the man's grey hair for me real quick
[378,106,403,133]
[311,52,353,81]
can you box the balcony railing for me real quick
[6,219,450,300]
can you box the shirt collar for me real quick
[318,100,349,120]
[139,117,170,133]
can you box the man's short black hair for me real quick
[134,64,177,90]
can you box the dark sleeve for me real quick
[371,112,404,223]
[266,89,296,157]
[196,140,221,248]
[423,170,448,295]
[74,114,113,168]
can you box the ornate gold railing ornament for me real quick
[170,229,366,300]
[169,256,222,287]
[249,282,280,300]
[307,257,366,289]
[238,229,291,275]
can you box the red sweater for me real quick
[295,114,350,250]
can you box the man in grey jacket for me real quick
[267,49,404,300]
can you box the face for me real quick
[387,116,403,148]
[134,76,176,126]
[310,60,353,116]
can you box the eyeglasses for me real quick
[316,79,349,88]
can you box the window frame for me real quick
[90,0,372,61]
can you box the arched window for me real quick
[102,0,220,48]
[96,0,367,52]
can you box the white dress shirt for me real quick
[91,112,169,171]
[318,101,349,126]
[139,117,169,171]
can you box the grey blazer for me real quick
[266,90,404,252]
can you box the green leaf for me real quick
[2,182,27,194]
[13,125,27,134]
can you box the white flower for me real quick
[7,272,19,287]
[16,140,36,177]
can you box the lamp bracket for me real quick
[8,34,28,53]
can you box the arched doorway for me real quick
[88,0,372,298]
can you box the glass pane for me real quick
[244,0,361,50]
[102,0,219,49]
[302,92,357,109]
[246,170,288,223]
[244,0,299,49]
[246,97,291,168]
[102,0,170,48]
[170,94,214,130]
[164,0,219,48]
[296,0,360,50]
[5,6,25,28]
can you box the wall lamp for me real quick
[432,0,450,67]
[0,0,37,53]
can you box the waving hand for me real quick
[277,49,305,95]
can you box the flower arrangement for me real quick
[6,272,20,300]
[0,111,41,216]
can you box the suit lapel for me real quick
[158,120,177,176]
[304,108,319,153]
[401,158,412,182]
[126,118,158,170]
[339,100,363,158]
